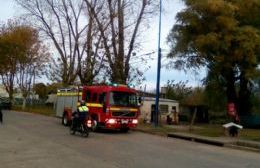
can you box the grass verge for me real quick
[137,123,260,142]
[12,105,55,117]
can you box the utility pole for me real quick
[154,0,162,127]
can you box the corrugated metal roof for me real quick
[142,97,178,103]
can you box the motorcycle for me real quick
[70,117,92,138]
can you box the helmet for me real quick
[80,100,85,106]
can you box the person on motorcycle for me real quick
[71,100,89,133]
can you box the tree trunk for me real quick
[117,0,125,84]
[238,72,252,116]
[224,68,237,105]
[189,107,197,131]
[22,98,26,110]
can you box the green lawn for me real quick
[137,123,260,142]
[12,105,56,117]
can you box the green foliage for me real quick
[33,83,47,99]
[13,105,55,117]
[0,20,49,103]
[183,87,206,106]
[168,0,260,115]
[164,80,207,106]
[164,80,192,101]
[46,83,64,94]
[204,68,227,112]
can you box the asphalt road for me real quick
[1,110,260,168]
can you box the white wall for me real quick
[140,97,179,123]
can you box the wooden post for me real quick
[189,107,197,131]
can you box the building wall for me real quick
[140,97,179,123]
[0,85,9,97]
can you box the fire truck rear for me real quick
[55,84,140,132]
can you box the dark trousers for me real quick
[0,110,3,123]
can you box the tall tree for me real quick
[16,0,104,86]
[15,26,49,109]
[85,0,156,84]
[0,20,27,101]
[167,0,260,116]
[0,21,49,108]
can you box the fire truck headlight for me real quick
[107,119,117,124]
[132,119,138,124]
[87,120,92,128]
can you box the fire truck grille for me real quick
[112,111,136,117]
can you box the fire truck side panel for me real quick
[64,107,73,120]
[56,94,81,117]
[84,88,106,124]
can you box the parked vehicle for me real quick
[0,97,11,110]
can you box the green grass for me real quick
[12,105,56,117]
[137,123,260,142]
[240,129,260,141]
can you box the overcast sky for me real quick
[141,0,206,91]
[0,0,206,91]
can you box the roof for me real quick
[222,122,243,129]
[83,85,137,93]
[142,97,178,103]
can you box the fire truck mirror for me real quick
[138,97,142,106]
[103,103,106,113]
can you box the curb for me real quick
[134,128,260,153]
[167,133,224,146]
[225,144,260,153]
[167,132,260,153]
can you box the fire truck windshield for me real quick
[109,91,138,107]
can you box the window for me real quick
[109,91,138,107]
[92,93,97,102]
[159,105,169,114]
[98,93,106,104]
[86,91,91,102]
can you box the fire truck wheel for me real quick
[62,114,69,126]
[91,119,99,132]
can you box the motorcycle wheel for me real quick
[80,125,89,137]
[70,124,75,135]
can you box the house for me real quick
[0,85,8,97]
[140,97,179,124]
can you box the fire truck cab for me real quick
[56,84,140,132]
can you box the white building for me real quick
[140,97,179,124]
[0,85,9,97]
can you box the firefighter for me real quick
[71,100,89,132]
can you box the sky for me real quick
[0,0,206,91]
[140,0,206,91]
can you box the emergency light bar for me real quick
[106,82,133,88]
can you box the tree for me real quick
[85,0,157,84]
[16,0,104,86]
[203,68,227,113]
[0,20,27,102]
[0,20,49,109]
[16,27,49,109]
[164,80,192,102]
[167,0,260,116]
[33,83,47,99]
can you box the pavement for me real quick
[135,124,260,153]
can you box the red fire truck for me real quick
[56,83,140,132]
